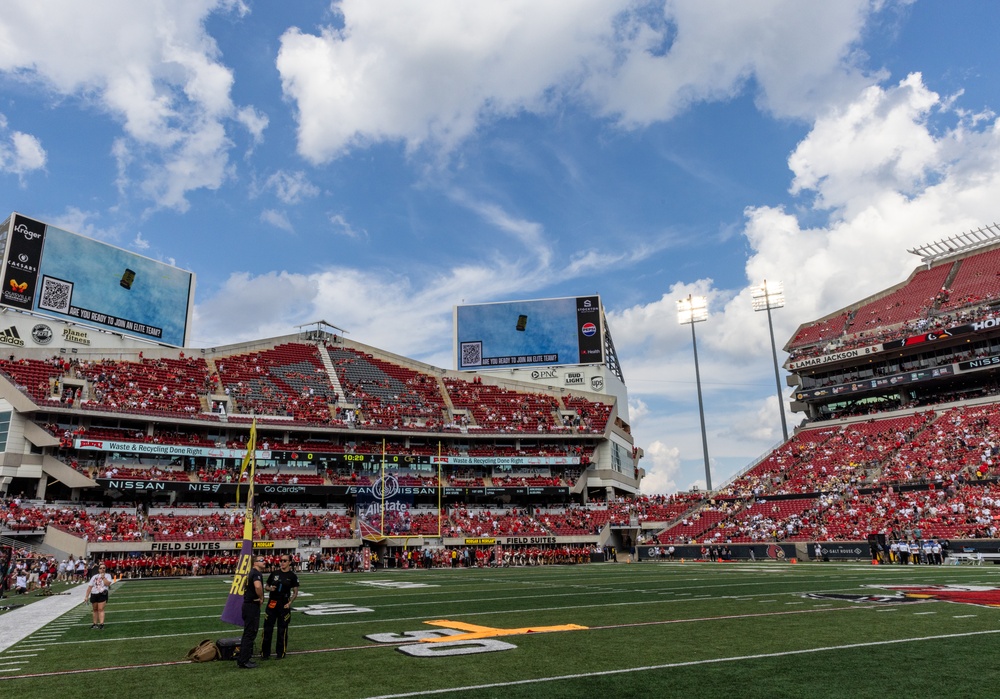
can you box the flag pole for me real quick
[221,418,257,626]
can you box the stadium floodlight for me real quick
[676,294,712,492]
[751,279,789,442]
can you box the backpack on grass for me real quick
[186,639,220,663]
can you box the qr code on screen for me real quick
[460,341,483,367]
[38,276,73,313]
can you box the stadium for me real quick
[5,212,1000,697]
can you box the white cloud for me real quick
[260,208,293,233]
[8,131,47,173]
[614,69,1000,493]
[0,114,47,176]
[638,441,681,495]
[740,73,1000,347]
[277,0,623,162]
[133,232,151,251]
[0,1,261,210]
[592,1,878,125]
[236,106,269,148]
[450,192,551,266]
[329,213,365,239]
[48,207,110,241]
[789,73,941,214]
[265,170,319,204]
[276,1,880,163]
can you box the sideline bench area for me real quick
[948,552,1000,565]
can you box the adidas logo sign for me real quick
[0,326,25,347]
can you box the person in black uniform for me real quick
[237,557,266,669]
[262,554,300,660]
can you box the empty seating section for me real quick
[98,466,190,481]
[42,508,144,541]
[146,512,243,541]
[0,357,65,402]
[655,507,731,542]
[447,507,549,536]
[260,509,354,539]
[357,507,444,537]
[327,472,373,486]
[788,312,850,350]
[196,467,324,485]
[407,511,447,535]
[443,378,559,432]
[937,248,1000,312]
[492,475,562,487]
[284,440,346,454]
[257,471,325,485]
[537,507,612,535]
[215,343,334,422]
[327,346,447,428]
[846,263,953,333]
[75,356,209,415]
[637,496,703,523]
[562,396,612,433]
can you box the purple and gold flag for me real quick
[221,419,257,626]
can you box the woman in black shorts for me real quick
[84,563,113,629]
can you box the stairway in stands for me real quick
[316,343,347,411]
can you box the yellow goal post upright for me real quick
[363,439,444,540]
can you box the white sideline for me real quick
[0,584,89,653]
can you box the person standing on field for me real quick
[85,563,113,629]
[261,554,299,660]
[237,557,266,669]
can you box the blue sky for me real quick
[2,1,999,494]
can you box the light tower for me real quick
[676,294,712,491]
[751,279,789,442]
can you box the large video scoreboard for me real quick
[0,212,194,347]
[454,295,604,370]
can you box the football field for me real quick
[3,561,1000,698]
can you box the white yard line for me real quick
[361,629,1000,699]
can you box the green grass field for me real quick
[3,561,1000,698]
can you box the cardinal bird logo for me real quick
[879,585,1000,609]
[803,585,1000,608]
[9,279,27,293]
